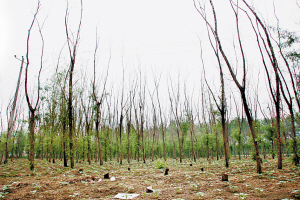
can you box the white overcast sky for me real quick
[0,0,300,124]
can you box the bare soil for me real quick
[0,157,299,199]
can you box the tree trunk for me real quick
[190,123,196,162]
[206,129,209,160]
[137,133,140,162]
[127,120,131,164]
[5,57,24,164]
[152,126,155,161]
[221,113,229,168]
[289,106,299,165]
[275,99,282,169]
[216,130,219,160]
[282,125,289,157]
[96,104,103,165]
[69,67,74,169]
[162,125,166,161]
[141,118,146,164]
[29,110,35,170]
[119,114,123,165]
[177,129,183,162]
[238,125,242,160]
[87,124,91,165]
[241,91,262,173]
[63,116,68,167]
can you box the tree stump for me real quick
[200,167,204,171]
[104,173,110,179]
[190,163,192,166]
[128,167,130,171]
[222,173,228,181]
[164,168,169,175]
[79,168,83,172]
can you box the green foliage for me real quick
[263,123,275,141]
[232,128,240,143]
[15,130,26,157]
[288,154,300,166]
[251,150,257,161]
[180,120,190,135]
[0,132,7,155]
[155,159,166,169]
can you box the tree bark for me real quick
[28,110,35,170]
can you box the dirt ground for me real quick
[0,156,299,199]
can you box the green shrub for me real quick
[251,151,263,164]
[155,159,166,169]
[251,151,257,161]
[288,154,300,166]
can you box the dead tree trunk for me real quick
[4,56,24,164]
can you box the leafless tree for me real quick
[199,29,229,166]
[154,73,167,161]
[55,44,69,167]
[126,82,137,164]
[149,86,157,161]
[24,1,43,170]
[91,29,109,166]
[237,0,283,169]
[118,64,126,165]
[138,67,146,164]
[65,0,83,168]
[233,93,244,160]
[168,76,186,163]
[183,83,197,162]
[104,87,114,162]
[271,10,299,165]
[80,85,92,164]
[193,0,263,173]
[4,56,24,164]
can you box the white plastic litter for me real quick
[98,178,102,182]
[113,193,140,199]
[146,186,153,193]
[110,177,116,181]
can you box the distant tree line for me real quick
[0,0,299,174]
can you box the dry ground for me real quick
[0,156,300,199]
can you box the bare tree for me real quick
[193,0,263,173]
[183,83,197,162]
[238,0,282,169]
[24,1,43,170]
[199,30,229,167]
[91,29,109,166]
[118,66,126,165]
[4,56,24,164]
[64,0,83,168]
[126,85,136,164]
[55,45,69,167]
[148,87,157,161]
[104,87,114,162]
[81,87,92,164]
[233,94,244,160]
[271,11,299,165]
[138,68,146,164]
[153,74,167,161]
[168,76,186,163]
